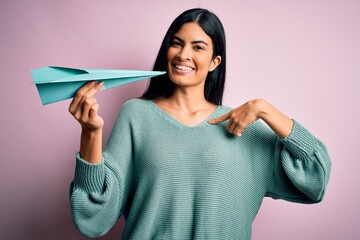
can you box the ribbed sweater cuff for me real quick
[74,152,105,193]
[280,120,317,160]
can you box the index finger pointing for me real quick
[208,111,231,124]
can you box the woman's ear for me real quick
[209,55,222,72]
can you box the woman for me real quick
[69,8,331,239]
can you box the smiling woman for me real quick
[142,8,226,105]
[166,23,221,90]
[68,8,331,240]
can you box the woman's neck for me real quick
[152,85,217,126]
[165,86,215,113]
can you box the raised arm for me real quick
[68,81,104,163]
[68,84,136,237]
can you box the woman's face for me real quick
[167,22,221,88]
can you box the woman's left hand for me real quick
[208,99,293,138]
[208,99,263,137]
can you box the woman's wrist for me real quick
[81,127,102,140]
[248,98,268,120]
[253,98,293,138]
[80,128,103,164]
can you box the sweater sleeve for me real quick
[69,101,135,238]
[265,120,331,203]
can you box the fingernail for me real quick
[90,81,96,85]
[98,82,104,86]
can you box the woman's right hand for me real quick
[69,81,105,133]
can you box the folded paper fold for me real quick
[31,66,166,105]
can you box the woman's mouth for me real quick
[173,64,195,73]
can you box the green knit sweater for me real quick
[70,99,331,240]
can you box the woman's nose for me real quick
[176,46,191,61]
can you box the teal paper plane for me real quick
[31,66,166,105]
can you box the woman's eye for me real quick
[170,41,182,47]
[195,45,205,50]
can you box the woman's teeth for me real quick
[175,65,194,71]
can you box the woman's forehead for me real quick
[173,22,212,44]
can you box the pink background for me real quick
[0,0,359,239]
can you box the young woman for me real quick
[69,8,331,240]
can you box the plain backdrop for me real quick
[0,0,359,239]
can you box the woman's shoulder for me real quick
[219,104,232,111]
[122,98,149,108]
[114,99,151,121]
[119,98,152,113]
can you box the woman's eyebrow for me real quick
[172,36,209,46]
[192,40,209,46]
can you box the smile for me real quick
[173,64,195,72]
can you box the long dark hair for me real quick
[141,8,226,105]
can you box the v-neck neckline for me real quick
[148,100,221,128]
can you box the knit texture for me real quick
[70,99,331,240]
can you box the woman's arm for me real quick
[68,83,135,237]
[209,99,331,203]
[69,81,104,163]
[208,98,293,139]
[256,99,293,138]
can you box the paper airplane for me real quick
[31,66,166,105]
